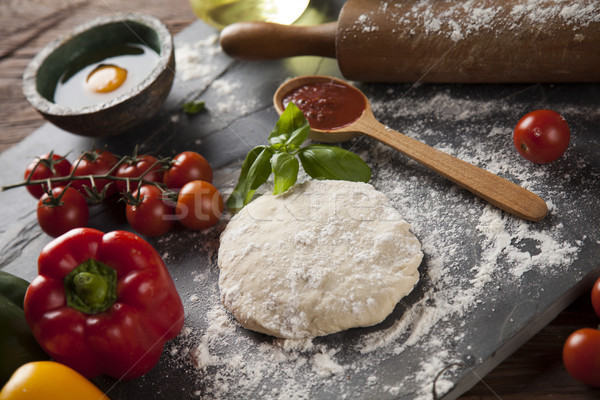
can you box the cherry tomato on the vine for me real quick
[24,153,72,198]
[513,109,570,164]
[115,154,163,193]
[70,149,119,199]
[175,180,223,230]
[126,185,175,237]
[163,151,213,190]
[37,186,89,237]
[563,328,600,387]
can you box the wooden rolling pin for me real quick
[220,0,600,82]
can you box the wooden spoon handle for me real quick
[219,21,337,60]
[355,116,548,222]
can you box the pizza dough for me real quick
[217,180,423,339]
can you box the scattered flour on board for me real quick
[210,76,259,115]
[174,34,220,82]
[174,35,259,115]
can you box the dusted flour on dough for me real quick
[217,180,423,339]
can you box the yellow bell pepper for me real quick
[0,361,109,400]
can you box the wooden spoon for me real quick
[273,76,548,222]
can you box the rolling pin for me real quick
[219,0,600,83]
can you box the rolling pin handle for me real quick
[219,21,337,60]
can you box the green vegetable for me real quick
[0,270,49,385]
[183,100,205,114]
[227,102,371,209]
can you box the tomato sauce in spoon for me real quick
[282,81,366,130]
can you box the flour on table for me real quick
[174,34,220,82]
[217,180,423,338]
[174,35,259,117]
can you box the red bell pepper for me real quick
[23,228,184,380]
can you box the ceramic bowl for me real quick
[22,13,175,137]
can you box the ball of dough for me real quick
[218,180,423,339]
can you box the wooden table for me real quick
[1,1,599,399]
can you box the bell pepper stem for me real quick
[73,272,109,305]
[64,259,117,314]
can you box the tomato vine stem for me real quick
[2,150,176,206]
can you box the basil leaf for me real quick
[246,147,274,197]
[226,146,266,209]
[271,152,299,195]
[298,144,371,182]
[268,102,307,146]
[183,100,205,114]
[286,124,310,150]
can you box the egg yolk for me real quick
[85,64,128,93]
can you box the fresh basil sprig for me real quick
[227,102,371,210]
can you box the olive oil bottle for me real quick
[189,0,310,29]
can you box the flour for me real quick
[174,36,260,116]
[210,77,258,115]
[476,207,579,278]
[310,350,345,377]
[174,34,220,82]
[354,14,379,33]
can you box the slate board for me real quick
[1,9,599,400]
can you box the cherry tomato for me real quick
[175,180,223,230]
[591,277,600,318]
[70,149,118,198]
[163,151,213,190]
[24,153,72,198]
[513,109,570,164]
[126,185,175,237]
[37,186,89,237]
[115,154,163,193]
[563,328,600,387]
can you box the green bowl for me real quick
[22,13,174,137]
